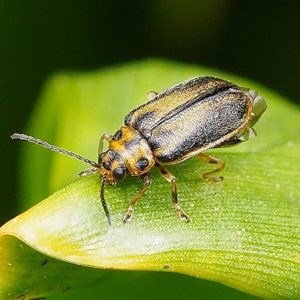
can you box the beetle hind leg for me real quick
[147,91,158,101]
[156,164,190,222]
[198,153,225,183]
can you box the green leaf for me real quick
[1,60,300,299]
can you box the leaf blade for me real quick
[2,60,300,299]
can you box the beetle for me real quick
[11,76,267,225]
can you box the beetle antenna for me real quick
[11,133,99,169]
[101,176,111,225]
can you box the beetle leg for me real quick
[197,153,225,183]
[123,173,151,223]
[156,164,190,222]
[147,91,158,101]
[98,133,113,158]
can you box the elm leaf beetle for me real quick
[11,76,266,225]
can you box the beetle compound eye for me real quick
[103,161,111,170]
[113,167,125,181]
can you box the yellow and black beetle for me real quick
[12,76,266,225]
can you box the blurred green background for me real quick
[0,1,299,299]
[1,0,300,225]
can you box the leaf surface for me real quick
[1,60,299,299]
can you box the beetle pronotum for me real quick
[12,76,266,225]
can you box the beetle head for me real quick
[99,149,127,184]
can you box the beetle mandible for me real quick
[11,76,267,225]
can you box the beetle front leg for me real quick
[123,173,151,223]
[156,164,190,222]
[98,133,113,159]
[198,153,225,183]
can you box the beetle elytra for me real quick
[11,76,267,225]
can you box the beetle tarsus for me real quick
[174,203,190,222]
[203,175,224,184]
[123,206,134,223]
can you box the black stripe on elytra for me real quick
[125,77,236,129]
[133,111,155,130]
[152,96,248,163]
[150,84,234,132]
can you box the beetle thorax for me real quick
[109,126,155,176]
